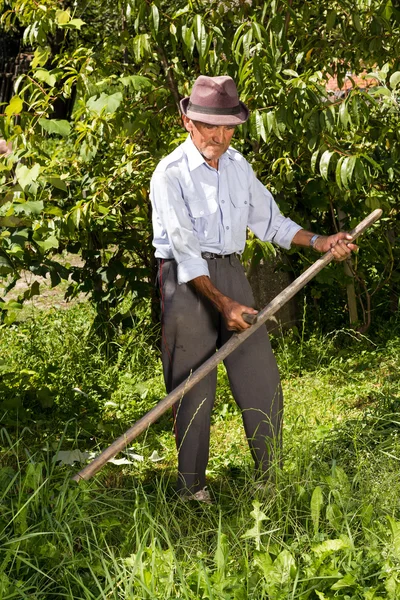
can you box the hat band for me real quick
[187,101,241,115]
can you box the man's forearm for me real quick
[292,229,357,259]
[292,229,326,248]
[189,275,257,332]
[189,275,229,312]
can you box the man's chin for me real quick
[203,147,226,161]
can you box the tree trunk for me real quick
[338,208,359,325]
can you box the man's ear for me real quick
[182,115,193,133]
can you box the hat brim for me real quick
[180,97,249,126]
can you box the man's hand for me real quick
[220,297,258,332]
[313,233,358,261]
[189,275,257,332]
[292,230,358,261]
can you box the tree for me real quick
[1,0,399,334]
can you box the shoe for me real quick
[181,486,213,504]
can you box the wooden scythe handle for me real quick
[72,209,382,482]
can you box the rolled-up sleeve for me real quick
[150,171,210,283]
[247,166,302,249]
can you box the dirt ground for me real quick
[1,253,86,309]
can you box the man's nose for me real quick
[212,127,225,143]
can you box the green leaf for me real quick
[345,155,357,185]
[0,216,30,227]
[252,22,264,43]
[312,538,349,556]
[331,573,356,590]
[151,4,159,34]
[273,550,297,583]
[193,15,207,58]
[282,69,298,77]
[335,156,345,189]
[311,486,323,534]
[56,9,70,24]
[339,102,350,127]
[39,119,71,137]
[132,34,151,62]
[326,9,336,31]
[214,532,229,574]
[254,110,266,142]
[35,68,56,87]
[389,71,400,89]
[388,516,400,560]
[36,235,59,252]
[5,96,23,116]
[311,149,320,174]
[119,75,153,91]
[265,110,282,140]
[86,92,123,115]
[173,6,189,18]
[326,503,343,530]
[241,500,268,550]
[319,150,334,180]
[0,300,22,310]
[181,25,195,56]
[24,280,40,300]
[13,200,44,216]
[15,164,41,190]
[352,12,362,32]
[31,46,50,69]
[243,29,253,58]
[63,18,86,30]
[45,206,64,217]
[47,177,68,192]
[0,254,13,273]
[360,503,373,527]
[369,86,392,97]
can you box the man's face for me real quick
[183,116,235,165]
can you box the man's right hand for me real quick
[189,275,257,332]
[220,297,258,332]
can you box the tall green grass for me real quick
[1,304,400,598]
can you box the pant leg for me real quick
[159,260,218,493]
[219,256,283,476]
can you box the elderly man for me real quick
[150,75,356,503]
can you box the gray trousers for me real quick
[158,254,282,493]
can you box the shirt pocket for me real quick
[229,192,250,248]
[187,196,220,244]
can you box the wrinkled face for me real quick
[183,116,235,166]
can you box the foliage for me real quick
[0,301,164,433]
[0,0,400,334]
[1,305,400,598]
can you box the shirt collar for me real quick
[183,135,234,172]
[184,136,205,171]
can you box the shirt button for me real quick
[221,200,225,204]
[244,201,248,204]
[226,226,230,230]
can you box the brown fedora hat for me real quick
[180,75,249,126]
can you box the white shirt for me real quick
[150,136,302,284]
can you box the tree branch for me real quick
[157,46,181,115]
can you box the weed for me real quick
[1,305,400,597]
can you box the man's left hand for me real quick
[314,233,358,261]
